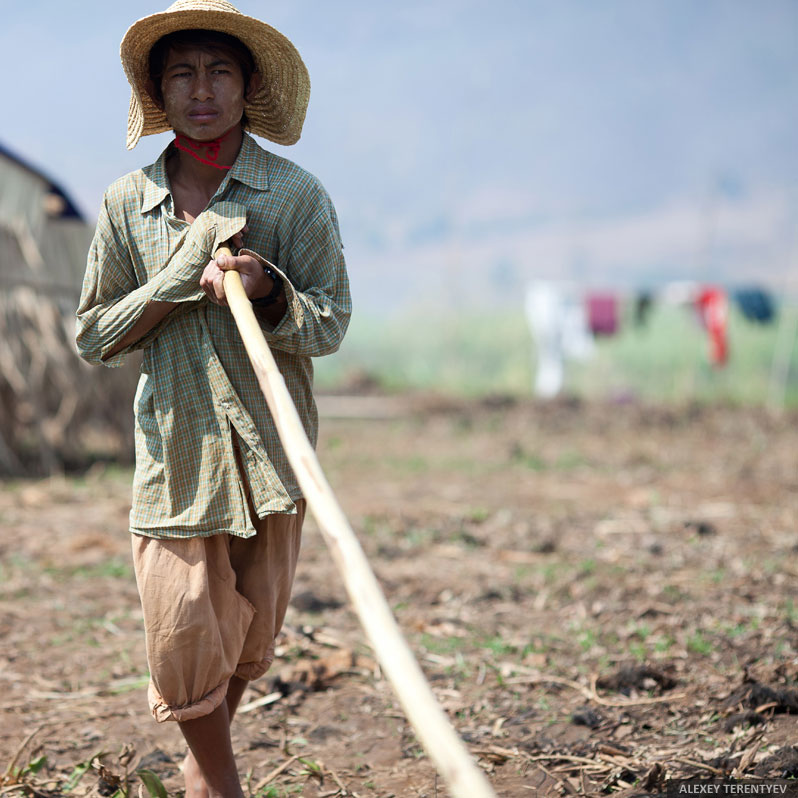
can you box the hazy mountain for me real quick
[2,1,796,311]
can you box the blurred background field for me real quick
[1,0,798,473]
[315,301,798,407]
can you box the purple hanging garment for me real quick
[586,293,619,336]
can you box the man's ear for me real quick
[145,79,164,110]
[245,72,262,103]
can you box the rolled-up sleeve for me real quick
[76,198,247,366]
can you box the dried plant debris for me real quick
[722,710,767,732]
[571,705,604,729]
[2,400,798,796]
[684,519,718,536]
[271,648,376,697]
[725,680,798,714]
[289,590,344,613]
[753,746,798,779]
[596,664,678,695]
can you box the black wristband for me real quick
[251,265,283,307]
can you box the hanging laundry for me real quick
[733,287,776,324]
[562,296,594,361]
[661,280,699,307]
[586,293,619,336]
[634,291,654,327]
[525,282,593,398]
[696,286,729,367]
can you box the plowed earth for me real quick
[1,398,797,797]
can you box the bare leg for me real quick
[225,675,249,721]
[183,752,210,798]
[183,677,249,798]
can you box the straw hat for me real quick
[120,0,310,150]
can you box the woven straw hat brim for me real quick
[120,1,310,150]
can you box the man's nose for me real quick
[191,72,214,101]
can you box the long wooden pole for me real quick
[220,254,496,798]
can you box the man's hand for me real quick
[199,229,274,306]
[200,254,274,306]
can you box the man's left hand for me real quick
[200,252,273,306]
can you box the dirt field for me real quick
[1,397,797,797]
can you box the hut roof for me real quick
[0,141,84,222]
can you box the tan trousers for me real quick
[131,500,304,723]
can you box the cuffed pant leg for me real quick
[131,533,255,723]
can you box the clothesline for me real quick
[524,280,787,399]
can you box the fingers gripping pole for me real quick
[220,252,496,798]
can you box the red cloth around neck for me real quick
[173,124,239,170]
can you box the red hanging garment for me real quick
[696,287,729,367]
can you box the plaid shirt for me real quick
[76,134,351,539]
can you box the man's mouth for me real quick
[189,108,219,121]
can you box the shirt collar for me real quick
[140,146,171,215]
[139,133,269,215]
[227,133,270,192]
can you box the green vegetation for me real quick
[481,636,518,657]
[45,559,132,581]
[314,302,798,406]
[420,633,468,656]
[5,754,48,783]
[687,631,714,656]
[629,641,647,662]
[257,786,303,797]
[136,769,167,798]
[2,751,171,798]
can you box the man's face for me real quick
[159,46,248,140]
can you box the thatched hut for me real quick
[0,144,137,475]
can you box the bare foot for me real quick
[183,752,209,798]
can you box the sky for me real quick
[2,1,797,312]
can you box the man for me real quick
[76,2,351,796]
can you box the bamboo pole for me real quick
[220,251,496,798]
